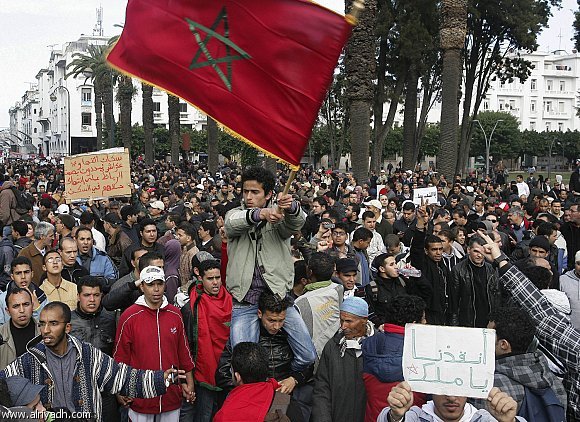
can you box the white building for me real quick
[388,50,580,133]
[9,34,207,157]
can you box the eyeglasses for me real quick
[332,232,346,237]
[486,219,497,223]
[46,257,62,264]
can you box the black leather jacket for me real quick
[70,305,117,356]
[449,259,500,327]
[215,325,313,393]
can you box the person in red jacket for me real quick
[362,295,428,422]
[213,342,281,422]
[114,265,195,422]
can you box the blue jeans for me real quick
[230,300,316,372]
[179,387,216,422]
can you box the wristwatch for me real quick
[493,253,509,267]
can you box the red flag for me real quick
[107,0,351,169]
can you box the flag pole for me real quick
[281,169,297,196]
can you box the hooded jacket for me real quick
[113,296,194,414]
[560,269,580,329]
[470,351,567,414]
[1,334,166,422]
[76,247,118,292]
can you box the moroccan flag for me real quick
[107,0,352,169]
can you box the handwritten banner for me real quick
[402,324,495,399]
[412,186,438,206]
[64,148,131,202]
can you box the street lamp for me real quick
[547,138,559,181]
[50,84,71,156]
[472,119,503,179]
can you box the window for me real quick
[559,81,565,91]
[153,102,161,112]
[546,122,551,131]
[530,101,536,112]
[81,88,92,104]
[34,128,37,133]
[179,103,188,113]
[558,123,564,131]
[499,99,505,110]
[509,100,516,110]
[530,122,536,131]
[483,100,489,110]
[33,108,37,115]
[546,80,553,91]
[81,112,91,125]
[558,101,565,112]
[545,101,552,112]
[531,79,537,90]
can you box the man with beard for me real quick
[1,301,181,421]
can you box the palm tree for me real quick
[168,94,180,164]
[437,0,467,178]
[66,44,111,151]
[116,74,135,152]
[142,83,154,164]
[344,0,377,182]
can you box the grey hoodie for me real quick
[560,270,580,329]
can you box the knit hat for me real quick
[340,297,368,318]
[529,236,550,252]
[336,258,358,274]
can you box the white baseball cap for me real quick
[139,266,165,284]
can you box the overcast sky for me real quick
[0,0,577,128]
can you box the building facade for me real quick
[9,35,207,158]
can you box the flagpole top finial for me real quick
[345,0,365,25]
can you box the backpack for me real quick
[518,386,566,422]
[9,186,33,215]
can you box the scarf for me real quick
[189,282,232,389]
[339,321,375,358]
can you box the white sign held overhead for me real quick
[412,186,438,206]
[402,324,495,399]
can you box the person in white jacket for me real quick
[378,381,523,422]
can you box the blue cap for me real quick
[340,296,368,318]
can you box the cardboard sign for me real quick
[402,324,495,398]
[412,186,438,206]
[64,148,131,202]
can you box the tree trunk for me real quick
[438,0,467,178]
[344,0,377,183]
[207,116,219,173]
[371,34,388,174]
[102,76,116,149]
[93,84,103,151]
[118,75,133,154]
[142,83,154,165]
[168,94,180,164]
[402,63,419,171]
[265,156,277,174]
[374,77,405,169]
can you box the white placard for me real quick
[412,186,438,206]
[402,324,495,399]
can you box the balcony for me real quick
[153,111,163,120]
[180,112,189,119]
[542,110,569,119]
[81,125,92,132]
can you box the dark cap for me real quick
[336,258,358,274]
[103,212,122,226]
[57,214,76,231]
[529,235,550,252]
[5,376,45,406]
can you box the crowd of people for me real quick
[0,157,578,422]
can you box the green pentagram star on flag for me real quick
[186,7,251,92]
